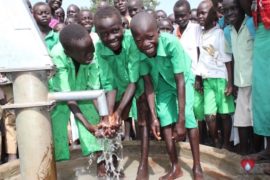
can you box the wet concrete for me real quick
[0,141,269,179]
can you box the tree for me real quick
[89,0,160,12]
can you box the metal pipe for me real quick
[13,71,56,180]
[48,90,108,116]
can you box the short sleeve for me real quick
[140,60,150,76]
[95,45,115,91]
[218,30,232,63]
[50,46,71,92]
[86,60,101,90]
[128,42,141,83]
[167,36,186,74]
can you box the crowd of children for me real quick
[1,0,270,178]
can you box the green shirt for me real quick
[139,33,192,91]
[95,31,141,101]
[45,30,59,52]
[49,42,76,93]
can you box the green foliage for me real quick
[89,0,160,12]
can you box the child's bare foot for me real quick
[136,162,149,180]
[97,160,106,177]
[159,165,183,180]
[193,165,203,180]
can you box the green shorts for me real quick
[194,89,204,121]
[203,78,235,115]
[156,75,197,129]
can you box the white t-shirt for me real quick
[178,22,201,74]
[196,25,231,79]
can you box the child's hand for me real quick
[194,76,203,93]
[151,119,161,140]
[225,83,233,96]
[172,120,186,142]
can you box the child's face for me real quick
[55,8,65,23]
[48,0,62,11]
[67,6,79,18]
[128,1,143,17]
[158,20,173,34]
[197,2,211,28]
[67,37,95,65]
[133,24,159,57]
[79,11,94,32]
[216,2,224,18]
[96,15,124,53]
[223,0,240,25]
[156,11,167,21]
[65,17,78,25]
[33,5,52,26]
[174,5,190,29]
[190,10,198,23]
[114,0,128,14]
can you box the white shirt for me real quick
[178,22,202,75]
[196,25,231,79]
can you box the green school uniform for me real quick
[139,33,197,128]
[75,62,102,156]
[45,30,59,52]
[49,42,75,161]
[95,31,142,102]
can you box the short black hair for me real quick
[60,24,89,52]
[130,11,158,32]
[174,0,191,11]
[155,9,167,17]
[33,2,48,12]
[94,6,122,26]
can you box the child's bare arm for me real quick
[67,100,97,134]
[114,83,136,123]
[225,61,233,96]
[172,73,186,142]
[143,75,160,140]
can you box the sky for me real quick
[30,0,200,14]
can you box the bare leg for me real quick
[136,94,149,180]
[238,127,250,155]
[198,121,207,144]
[136,125,149,180]
[124,118,132,141]
[187,128,203,180]
[159,125,182,180]
[205,115,219,148]
[220,115,232,150]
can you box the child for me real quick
[94,6,150,179]
[49,24,103,169]
[114,0,130,20]
[127,0,144,18]
[173,0,203,178]
[196,0,235,149]
[168,13,175,24]
[33,2,59,51]
[55,7,65,23]
[190,9,198,23]
[66,4,80,18]
[158,18,174,33]
[223,0,255,155]
[131,12,201,179]
[78,10,99,45]
[65,16,79,25]
[130,12,203,180]
[48,0,62,28]
[155,9,167,21]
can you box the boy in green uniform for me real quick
[94,7,150,180]
[130,12,203,180]
[49,24,106,176]
[33,2,59,51]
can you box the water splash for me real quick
[88,129,124,180]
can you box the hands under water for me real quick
[95,113,122,138]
